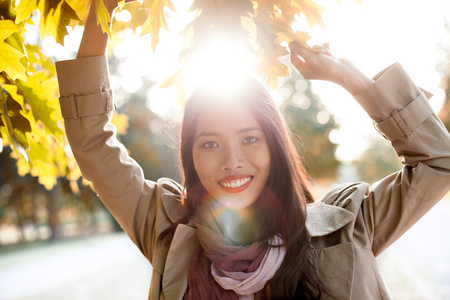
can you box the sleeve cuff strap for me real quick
[373,92,433,141]
[59,89,115,119]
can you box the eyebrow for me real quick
[236,126,262,134]
[195,126,262,140]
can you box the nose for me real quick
[221,144,244,171]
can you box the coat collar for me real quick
[162,189,356,239]
[160,183,356,299]
[305,202,355,237]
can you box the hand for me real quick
[289,42,348,82]
[77,0,137,58]
[289,41,374,95]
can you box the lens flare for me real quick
[184,38,253,98]
[206,196,257,244]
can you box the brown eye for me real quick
[203,141,218,148]
[243,137,257,144]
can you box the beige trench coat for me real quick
[56,55,450,300]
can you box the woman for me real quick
[56,1,450,299]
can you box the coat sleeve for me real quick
[55,55,179,265]
[351,62,450,256]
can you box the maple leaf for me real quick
[1,85,31,160]
[17,73,65,144]
[15,0,38,24]
[65,0,89,27]
[37,0,80,45]
[253,14,290,88]
[295,0,326,28]
[94,0,112,37]
[141,0,175,51]
[0,20,26,81]
[160,68,187,105]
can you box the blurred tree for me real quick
[0,146,108,244]
[437,22,450,131]
[354,138,403,183]
[107,56,181,182]
[280,70,340,179]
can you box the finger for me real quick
[312,45,327,54]
[290,52,305,70]
[322,43,335,58]
[289,41,314,61]
[312,44,335,59]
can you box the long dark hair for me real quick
[168,78,326,299]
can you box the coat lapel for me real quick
[306,202,355,237]
[162,223,199,300]
[160,184,200,299]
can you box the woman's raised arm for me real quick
[290,41,450,255]
[77,0,119,58]
[289,41,374,95]
[55,0,182,267]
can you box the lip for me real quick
[218,175,254,193]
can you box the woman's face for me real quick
[192,101,271,210]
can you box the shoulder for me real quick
[320,182,370,208]
[156,177,185,223]
[156,177,183,195]
[306,182,369,237]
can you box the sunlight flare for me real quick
[184,38,253,97]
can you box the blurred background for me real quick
[1,0,450,299]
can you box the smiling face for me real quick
[192,101,271,210]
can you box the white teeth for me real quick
[220,177,252,188]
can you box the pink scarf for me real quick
[184,204,286,300]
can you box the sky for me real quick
[43,0,450,162]
[304,0,450,161]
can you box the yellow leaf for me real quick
[0,20,26,81]
[30,158,57,190]
[250,1,321,88]
[15,0,38,24]
[25,117,65,190]
[0,85,31,159]
[16,155,31,176]
[160,68,187,106]
[253,15,290,88]
[273,21,313,51]
[65,0,89,26]
[111,111,129,135]
[16,71,64,144]
[141,0,175,51]
[295,0,326,29]
[94,0,112,37]
[38,0,80,45]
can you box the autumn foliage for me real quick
[0,0,358,190]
